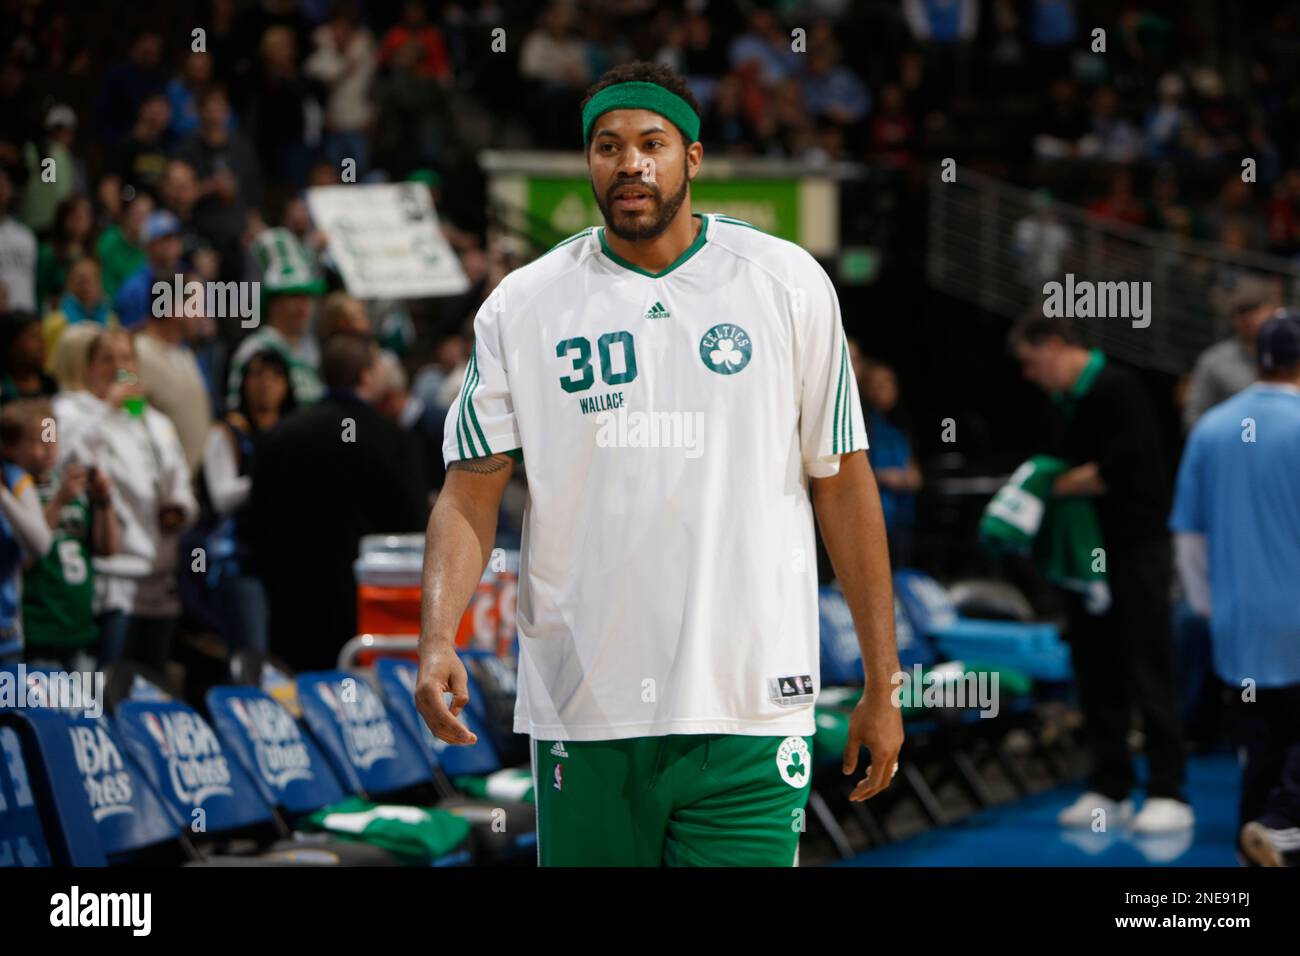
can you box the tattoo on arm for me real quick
[449,453,512,475]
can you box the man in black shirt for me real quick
[1011,316,1192,834]
[251,334,427,671]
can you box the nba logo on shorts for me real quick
[553,765,563,791]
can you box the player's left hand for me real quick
[842,692,904,802]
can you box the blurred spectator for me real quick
[94,31,167,144]
[700,73,753,153]
[280,192,327,258]
[1011,316,1191,833]
[372,348,439,498]
[1143,72,1195,160]
[53,328,196,668]
[1145,165,1200,236]
[0,170,37,311]
[870,83,916,170]
[113,210,186,330]
[249,25,322,193]
[101,93,172,214]
[372,36,453,178]
[377,0,452,80]
[857,348,922,567]
[176,88,263,280]
[227,228,325,407]
[1183,275,1283,430]
[134,277,213,472]
[12,399,119,668]
[1080,86,1142,164]
[95,192,152,299]
[803,43,870,134]
[20,105,82,234]
[251,333,426,670]
[520,2,592,147]
[678,14,728,99]
[199,348,297,658]
[1188,67,1245,161]
[42,257,117,368]
[1170,311,1300,866]
[1266,168,1300,257]
[166,51,217,142]
[318,290,371,345]
[1205,175,1265,250]
[0,400,54,660]
[158,159,219,280]
[1033,76,1090,160]
[1011,189,1070,288]
[0,311,57,403]
[47,322,100,393]
[1026,0,1076,80]
[35,193,94,313]
[729,8,799,85]
[411,331,469,413]
[1088,169,1146,228]
[305,2,377,176]
[904,0,978,96]
[0,61,40,186]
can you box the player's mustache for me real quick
[608,179,660,202]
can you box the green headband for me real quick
[582,81,700,146]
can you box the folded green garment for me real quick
[299,797,472,864]
[980,455,1111,613]
[453,768,536,804]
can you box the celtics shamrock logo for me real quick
[776,736,810,788]
[699,323,752,375]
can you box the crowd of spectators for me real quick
[1,0,1299,678]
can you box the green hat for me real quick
[406,168,443,189]
[253,227,326,297]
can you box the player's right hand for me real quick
[415,644,478,746]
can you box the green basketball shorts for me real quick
[529,733,815,866]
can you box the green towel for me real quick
[452,768,536,804]
[300,796,472,865]
[981,455,1110,614]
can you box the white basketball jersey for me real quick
[444,213,867,740]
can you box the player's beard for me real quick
[593,162,690,242]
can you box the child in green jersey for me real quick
[0,399,119,666]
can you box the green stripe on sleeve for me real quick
[832,338,846,454]
[465,348,491,453]
[842,338,853,450]
[456,353,479,458]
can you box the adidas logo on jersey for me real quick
[550,741,569,758]
[644,301,670,320]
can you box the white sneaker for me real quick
[1057,792,1134,829]
[1131,797,1195,833]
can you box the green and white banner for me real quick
[307,183,469,299]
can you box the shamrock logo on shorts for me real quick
[776,736,810,788]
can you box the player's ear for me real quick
[686,140,703,180]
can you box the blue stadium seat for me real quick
[206,685,354,816]
[115,697,396,866]
[0,720,53,867]
[893,569,1073,682]
[0,665,157,864]
[297,669,534,861]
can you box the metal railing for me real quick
[927,166,1300,374]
